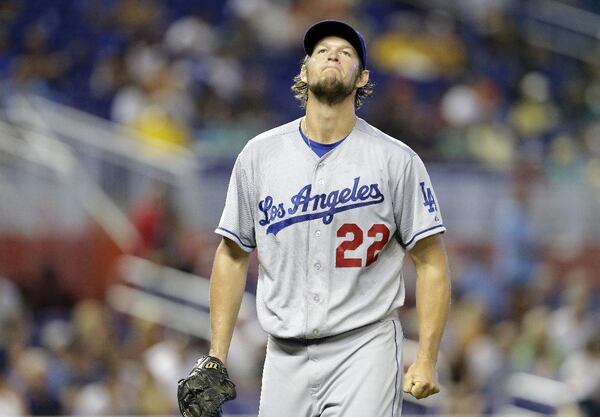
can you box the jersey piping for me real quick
[216,226,257,250]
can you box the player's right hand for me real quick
[402,360,440,399]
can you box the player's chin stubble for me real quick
[309,72,358,106]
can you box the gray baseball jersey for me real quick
[216,117,445,340]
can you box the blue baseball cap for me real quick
[303,20,368,69]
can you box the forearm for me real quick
[208,239,250,362]
[415,263,450,364]
[410,235,451,365]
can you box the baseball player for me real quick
[178,20,451,417]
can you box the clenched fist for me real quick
[403,360,440,399]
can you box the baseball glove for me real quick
[177,355,237,417]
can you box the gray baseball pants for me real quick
[258,316,404,417]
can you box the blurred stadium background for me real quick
[0,0,599,416]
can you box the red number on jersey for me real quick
[366,224,391,266]
[335,223,391,268]
[336,223,363,267]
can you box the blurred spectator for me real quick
[560,333,600,417]
[454,246,505,320]
[71,382,113,416]
[226,0,299,51]
[0,348,25,417]
[26,263,74,313]
[548,272,597,356]
[495,168,540,290]
[443,298,488,415]
[14,348,63,415]
[10,22,69,99]
[111,49,193,152]
[143,334,188,405]
[371,11,465,81]
[164,15,220,57]
[110,0,166,41]
[90,50,130,103]
[441,84,484,128]
[508,72,561,141]
[129,184,172,253]
[583,122,600,190]
[0,276,23,326]
[135,366,172,415]
[128,182,195,271]
[545,133,587,184]
[510,307,562,378]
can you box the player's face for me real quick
[304,36,366,105]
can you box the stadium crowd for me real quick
[0,0,598,180]
[0,0,599,416]
[1,250,599,416]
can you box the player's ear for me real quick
[355,69,369,89]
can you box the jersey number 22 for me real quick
[336,223,390,268]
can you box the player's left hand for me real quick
[403,360,440,399]
[177,355,237,417]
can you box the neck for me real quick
[302,95,357,144]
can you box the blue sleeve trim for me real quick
[403,224,446,248]
[216,227,256,250]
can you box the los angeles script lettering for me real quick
[258,177,384,235]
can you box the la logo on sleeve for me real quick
[419,182,437,213]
